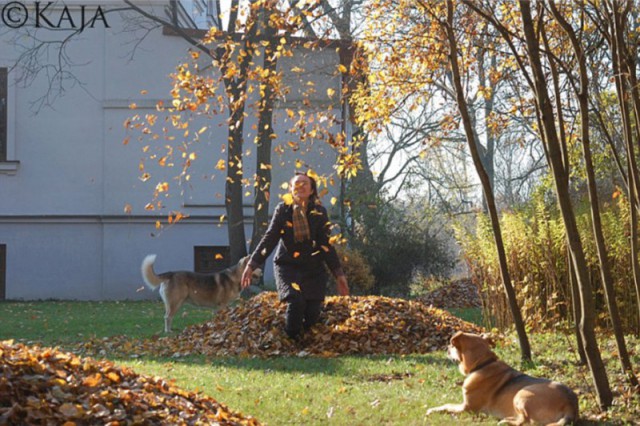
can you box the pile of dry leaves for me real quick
[418,279,481,309]
[78,293,483,359]
[0,341,260,425]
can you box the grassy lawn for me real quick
[1,300,638,425]
[0,300,212,344]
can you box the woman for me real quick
[241,172,349,340]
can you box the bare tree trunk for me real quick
[250,12,278,253]
[550,0,637,387]
[602,0,640,326]
[477,46,496,214]
[225,93,249,262]
[568,253,587,364]
[611,2,640,325]
[445,0,532,362]
[220,3,261,263]
[519,0,612,409]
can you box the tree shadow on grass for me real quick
[108,351,455,379]
[201,353,455,376]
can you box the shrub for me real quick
[349,200,456,297]
[455,193,639,333]
[328,246,375,295]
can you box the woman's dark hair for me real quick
[292,171,319,204]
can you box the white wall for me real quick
[0,2,342,300]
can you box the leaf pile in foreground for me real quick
[78,293,483,359]
[0,341,260,425]
[418,279,481,309]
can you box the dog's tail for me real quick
[141,254,164,290]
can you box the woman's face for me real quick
[291,174,313,202]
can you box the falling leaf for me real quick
[156,182,169,193]
[282,193,294,205]
[291,283,301,291]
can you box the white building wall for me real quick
[0,2,341,300]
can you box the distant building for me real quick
[0,1,342,300]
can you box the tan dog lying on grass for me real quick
[427,332,579,425]
[141,254,261,333]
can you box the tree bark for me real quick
[610,1,640,325]
[518,0,612,409]
[250,12,278,254]
[550,0,637,387]
[445,0,532,362]
[220,6,261,263]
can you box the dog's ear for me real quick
[481,333,496,348]
[450,331,464,349]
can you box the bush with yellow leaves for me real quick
[329,246,375,295]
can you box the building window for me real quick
[0,67,7,162]
[168,1,218,29]
[194,246,230,273]
[0,66,18,174]
[0,244,6,300]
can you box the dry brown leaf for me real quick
[74,293,482,359]
[0,341,261,425]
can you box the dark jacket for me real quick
[249,201,344,300]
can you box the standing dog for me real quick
[426,332,578,425]
[141,254,261,333]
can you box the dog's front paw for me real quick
[425,406,444,416]
[425,403,466,416]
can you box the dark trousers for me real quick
[284,293,323,339]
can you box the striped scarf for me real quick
[292,203,311,243]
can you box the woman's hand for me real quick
[336,275,349,296]
[241,265,254,289]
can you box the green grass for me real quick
[1,300,639,425]
[0,300,212,344]
[116,354,494,425]
[448,307,484,326]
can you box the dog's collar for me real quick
[469,357,497,374]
